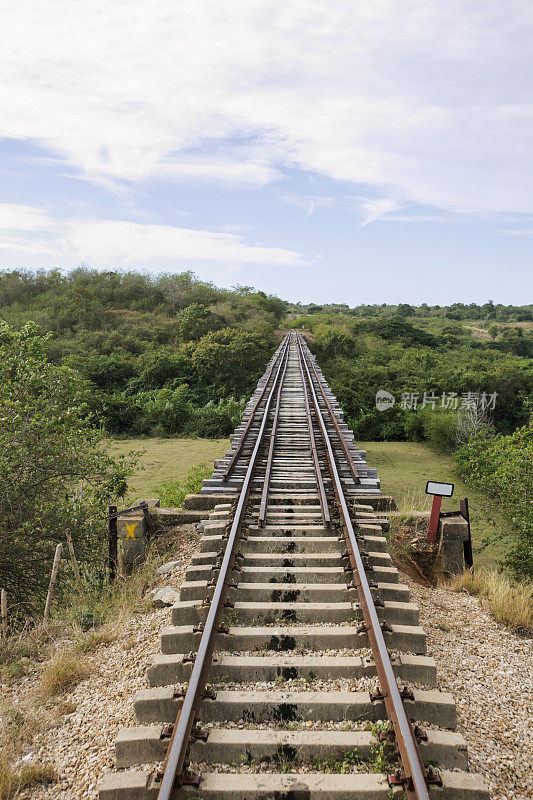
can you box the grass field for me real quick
[106,437,229,499]
[107,437,505,567]
[360,441,506,566]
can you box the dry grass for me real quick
[33,550,173,697]
[0,534,189,800]
[0,756,55,800]
[0,698,55,800]
[18,763,55,788]
[450,568,533,633]
[39,648,90,697]
[0,620,68,681]
[392,489,432,514]
[1,535,178,688]
[0,700,42,749]
[0,757,17,800]
[73,625,117,654]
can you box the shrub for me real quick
[153,461,213,508]
[176,303,212,341]
[149,384,191,434]
[0,322,136,618]
[191,327,275,397]
[421,410,457,452]
[351,407,406,441]
[185,397,245,438]
[155,462,213,508]
[403,412,425,441]
[455,425,533,580]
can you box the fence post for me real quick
[44,543,62,621]
[1,589,7,639]
[460,497,474,569]
[141,501,154,537]
[108,505,118,582]
[65,529,82,587]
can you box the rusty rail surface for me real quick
[296,332,430,800]
[156,334,291,799]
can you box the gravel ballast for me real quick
[4,541,530,800]
[5,529,201,800]
[408,579,532,800]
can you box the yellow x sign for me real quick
[125,521,138,540]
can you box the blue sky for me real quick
[0,1,532,305]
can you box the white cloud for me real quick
[379,213,452,225]
[0,204,302,267]
[155,158,280,187]
[0,204,56,232]
[280,194,336,216]
[358,198,405,226]
[1,1,533,217]
[65,219,302,266]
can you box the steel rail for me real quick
[156,334,291,800]
[222,340,286,482]
[258,336,290,526]
[297,334,429,800]
[295,335,331,528]
[304,347,360,485]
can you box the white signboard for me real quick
[425,480,454,497]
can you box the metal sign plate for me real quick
[425,480,454,497]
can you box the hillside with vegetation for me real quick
[288,304,532,440]
[0,268,531,584]
[0,269,287,438]
[1,269,531,439]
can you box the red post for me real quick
[427,495,443,542]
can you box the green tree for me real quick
[191,328,275,397]
[149,384,191,434]
[397,303,415,317]
[0,322,135,617]
[455,425,533,580]
[176,303,212,341]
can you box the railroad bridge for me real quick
[100,332,488,800]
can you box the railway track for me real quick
[100,332,488,799]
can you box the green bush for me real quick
[3,270,531,442]
[421,411,457,452]
[149,384,191,435]
[455,425,533,580]
[186,398,246,438]
[351,407,406,441]
[403,412,425,441]
[0,269,283,439]
[176,303,212,341]
[155,463,212,507]
[0,322,136,618]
